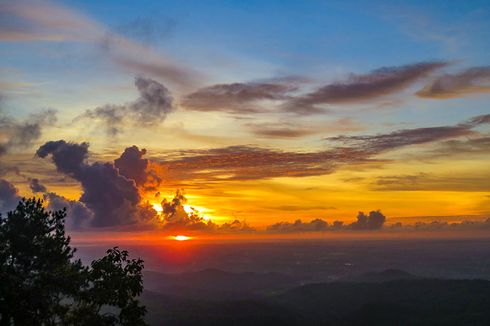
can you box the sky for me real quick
[0,0,489,236]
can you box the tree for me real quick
[0,198,147,325]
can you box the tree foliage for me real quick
[0,198,147,325]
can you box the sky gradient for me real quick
[1,0,489,235]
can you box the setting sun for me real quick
[172,235,191,241]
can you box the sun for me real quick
[172,235,191,241]
[153,203,163,213]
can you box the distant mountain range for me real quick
[142,269,490,325]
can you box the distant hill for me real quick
[143,269,300,300]
[143,278,490,325]
[341,269,422,283]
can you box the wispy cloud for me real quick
[284,61,448,114]
[157,114,490,183]
[77,76,174,135]
[372,172,490,192]
[0,0,200,88]
[181,81,298,114]
[325,114,490,153]
[417,66,490,98]
[246,118,362,139]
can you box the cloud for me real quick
[0,108,57,176]
[325,113,490,153]
[29,178,47,193]
[285,61,447,113]
[265,211,386,233]
[79,77,174,135]
[0,109,57,156]
[266,218,329,233]
[36,140,157,227]
[156,114,490,184]
[372,173,490,192]
[181,82,298,114]
[43,192,94,229]
[114,146,149,187]
[349,210,386,230]
[0,179,21,213]
[246,123,319,138]
[429,136,490,157]
[392,218,490,231]
[0,1,199,88]
[159,190,213,230]
[246,118,362,139]
[417,66,490,98]
[157,190,255,232]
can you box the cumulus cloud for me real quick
[0,108,57,177]
[417,66,490,98]
[391,218,490,231]
[0,179,21,214]
[0,109,57,156]
[43,192,94,229]
[159,190,213,230]
[349,210,386,230]
[266,211,386,233]
[80,77,174,135]
[29,178,47,193]
[115,146,149,186]
[181,82,298,114]
[36,140,157,227]
[266,218,329,233]
[285,61,447,113]
[158,190,254,232]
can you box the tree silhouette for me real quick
[0,198,147,325]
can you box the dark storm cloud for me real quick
[115,146,149,186]
[285,61,447,113]
[417,66,490,98]
[181,82,298,114]
[29,178,47,193]
[37,140,157,227]
[36,140,89,178]
[80,76,174,135]
[0,179,21,213]
[115,145,162,190]
[43,192,94,229]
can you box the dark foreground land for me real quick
[76,238,490,325]
[142,269,490,325]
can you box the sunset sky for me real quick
[1,0,489,235]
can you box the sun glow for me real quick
[152,203,163,213]
[172,235,191,241]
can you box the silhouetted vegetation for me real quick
[0,198,147,325]
[142,277,490,325]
